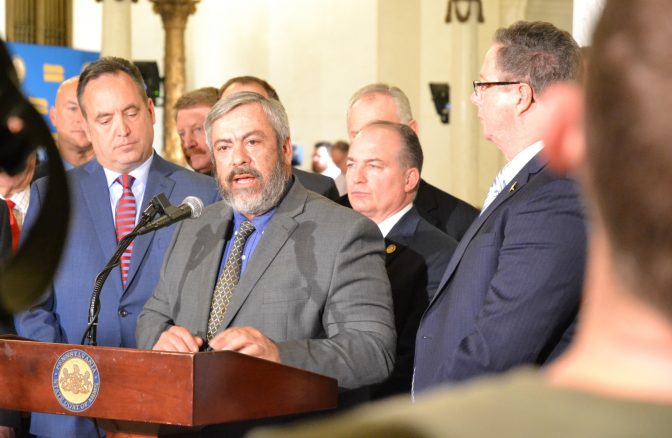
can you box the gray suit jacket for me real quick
[137,180,396,390]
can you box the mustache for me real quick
[226,165,263,184]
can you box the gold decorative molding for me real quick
[150,0,200,166]
[446,0,485,23]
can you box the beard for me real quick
[217,158,289,217]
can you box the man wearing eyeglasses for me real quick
[411,21,587,394]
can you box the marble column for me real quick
[151,0,199,166]
[447,0,483,205]
[101,0,133,58]
[573,0,606,46]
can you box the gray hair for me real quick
[361,120,423,174]
[204,91,290,153]
[494,21,581,94]
[347,83,413,124]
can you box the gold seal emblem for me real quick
[386,244,397,254]
[58,360,93,400]
[53,350,100,412]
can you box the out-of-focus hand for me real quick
[209,326,280,362]
[152,325,203,353]
[0,426,16,438]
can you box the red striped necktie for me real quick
[115,174,136,288]
[5,199,20,253]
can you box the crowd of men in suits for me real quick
[1,14,628,438]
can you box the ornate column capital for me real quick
[150,0,200,29]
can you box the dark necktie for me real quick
[207,220,256,341]
[115,174,136,288]
[4,199,20,253]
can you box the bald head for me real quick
[346,84,417,141]
[50,76,93,166]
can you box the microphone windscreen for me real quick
[182,196,204,219]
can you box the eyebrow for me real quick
[214,129,266,145]
[94,104,140,121]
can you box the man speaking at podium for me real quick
[14,57,219,438]
[137,92,396,393]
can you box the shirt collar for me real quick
[103,154,154,189]
[377,202,414,238]
[2,186,31,216]
[499,140,544,187]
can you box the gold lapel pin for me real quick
[509,181,518,192]
[386,244,397,254]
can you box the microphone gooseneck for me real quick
[81,194,203,346]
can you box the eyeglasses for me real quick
[472,81,523,99]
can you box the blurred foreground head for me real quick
[585,0,672,316]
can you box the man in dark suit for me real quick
[347,120,456,398]
[14,57,220,438]
[219,75,340,201]
[346,84,478,241]
[412,21,587,395]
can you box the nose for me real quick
[470,91,479,105]
[115,115,131,137]
[349,164,365,184]
[231,142,250,166]
[184,132,196,149]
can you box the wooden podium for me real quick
[0,336,337,437]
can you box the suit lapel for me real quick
[193,207,233,339]
[220,182,306,328]
[431,155,547,305]
[79,160,123,293]
[125,155,176,290]
[385,208,420,265]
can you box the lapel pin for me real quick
[386,244,397,254]
[509,181,518,193]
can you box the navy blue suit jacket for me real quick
[14,154,219,437]
[371,206,456,399]
[413,155,586,394]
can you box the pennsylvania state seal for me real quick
[52,349,100,412]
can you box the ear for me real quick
[408,119,419,135]
[82,116,92,143]
[281,137,293,166]
[147,98,156,124]
[404,167,421,193]
[49,106,57,127]
[515,83,534,115]
[541,82,585,174]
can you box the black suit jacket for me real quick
[370,206,457,399]
[292,168,339,202]
[340,179,478,242]
[414,179,479,242]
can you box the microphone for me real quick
[136,196,204,235]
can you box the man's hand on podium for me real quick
[152,325,204,353]
[209,326,281,363]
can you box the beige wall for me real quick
[1,0,576,206]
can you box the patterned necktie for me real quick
[115,174,136,288]
[481,168,507,214]
[207,220,256,341]
[5,199,20,253]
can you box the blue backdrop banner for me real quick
[6,42,99,133]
